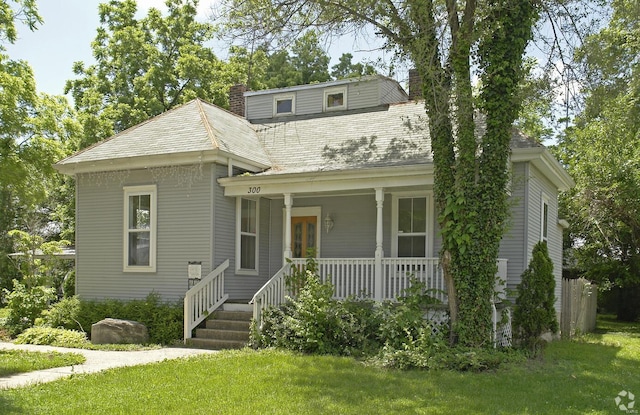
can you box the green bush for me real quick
[15,327,90,348]
[75,293,183,344]
[2,279,56,336]
[253,272,383,356]
[41,296,82,330]
[513,241,559,355]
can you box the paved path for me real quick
[0,342,217,390]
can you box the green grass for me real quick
[1,316,639,414]
[0,350,86,377]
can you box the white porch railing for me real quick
[251,258,508,325]
[251,261,292,326]
[183,259,229,341]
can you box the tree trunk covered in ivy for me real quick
[217,0,540,347]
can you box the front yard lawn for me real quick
[0,350,86,377]
[0,316,638,414]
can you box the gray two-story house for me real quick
[55,75,574,345]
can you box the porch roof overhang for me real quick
[511,147,575,191]
[54,149,270,176]
[218,163,434,197]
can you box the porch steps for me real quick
[187,303,252,350]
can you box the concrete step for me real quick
[205,319,251,331]
[210,310,252,322]
[222,302,252,312]
[186,337,248,350]
[195,328,250,342]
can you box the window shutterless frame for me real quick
[236,197,259,275]
[323,87,347,112]
[273,94,295,117]
[123,185,157,273]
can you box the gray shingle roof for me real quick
[57,97,541,175]
[56,99,271,168]
[252,101,433,175]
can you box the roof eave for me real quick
[511,147,575,191]
[54,149,271,176]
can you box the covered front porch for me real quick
[183,256,508,342]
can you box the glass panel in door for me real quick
[291,216,317,258]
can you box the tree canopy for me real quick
[558,0,640,320]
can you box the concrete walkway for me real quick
[0,342,217,390]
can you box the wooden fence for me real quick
[561,277,597,337]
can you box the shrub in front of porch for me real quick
[251,272,521,370]
[251,271,382,356]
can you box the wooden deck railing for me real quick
[252,258,508,326]
[183,259,229,341]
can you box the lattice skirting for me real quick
[423,305,513,348]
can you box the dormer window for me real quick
[324,87,347,111]
[274,94,295,116]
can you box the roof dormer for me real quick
[242,75,408,121]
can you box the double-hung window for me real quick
[237,198,259,274]
[396,196,428,257]
[124,185,157,272]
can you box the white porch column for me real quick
[374,188,384,301]
[283,193,293,263]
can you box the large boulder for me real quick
[91,318,149,344]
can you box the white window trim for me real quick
[391,192,433,257]
[283,206,322,258]
[541,194,550,242]
[236,197,259,276]
[123,185,157,273]
[323,87,347,112]
[273,94,295,117]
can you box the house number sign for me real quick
[248,187,261,194]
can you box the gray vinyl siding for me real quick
[379,78,408,104]
[75,165,212,302]
[246,94,274,120]
[526,165,563,312]
[347,81,382,109]
[499,162,528,293]
[245,77,407,121]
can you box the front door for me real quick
[291,216,317,258]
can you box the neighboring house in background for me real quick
[55,74,574,344]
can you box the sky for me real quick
[5,0,387,98]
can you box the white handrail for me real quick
[250,262,291,326]
[183,259,229,341]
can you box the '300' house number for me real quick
[248,187,261,194]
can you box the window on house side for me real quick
[397,197,427,257]
[541,197,549,242]
[324,87,347,111]
[124,185,157,272]
[238,198,258,272]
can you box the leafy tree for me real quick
[0,0,41,43]
[331,53,376,80]
[217,0,545,347]
[290,30,331,85]
[66,0,241,148]
[0,0,79,300]
[262,49,300,88]
[558,0,640,321]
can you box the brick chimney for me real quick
[229,84,247,117]
[408,69,423,101]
